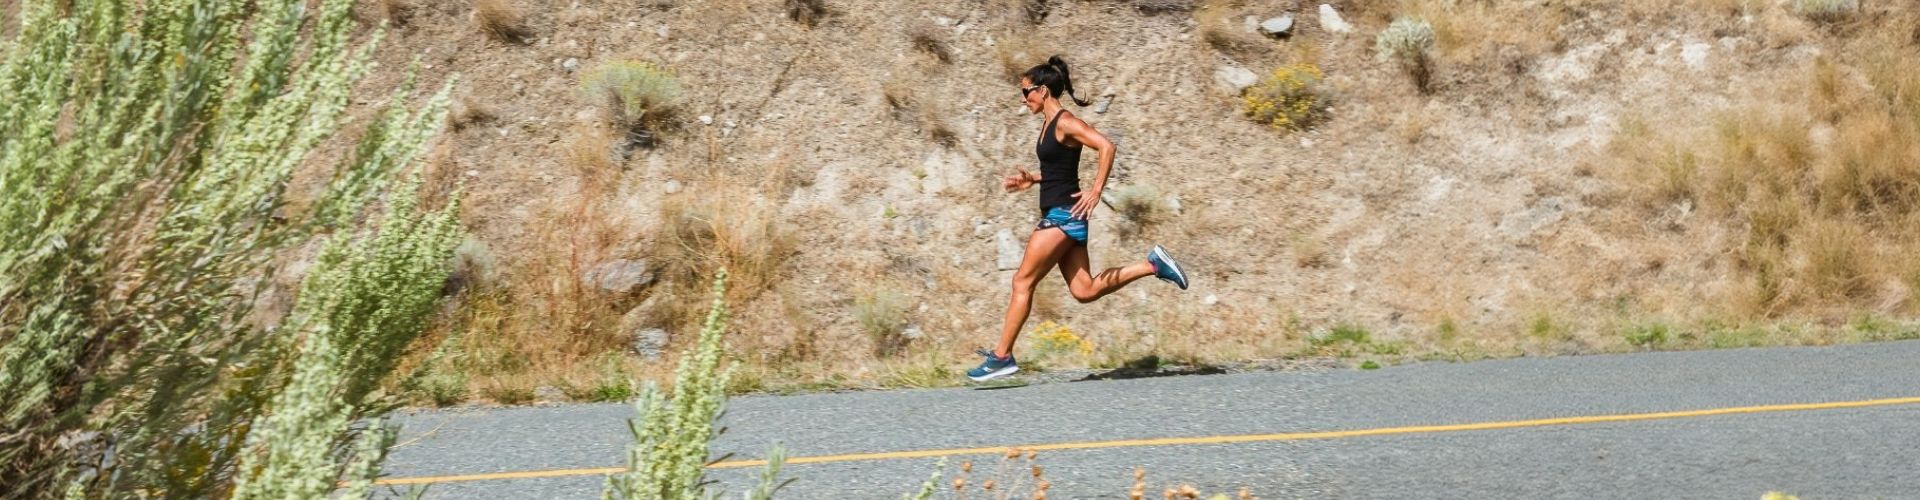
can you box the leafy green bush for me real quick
[0,0,454,495]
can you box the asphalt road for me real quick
[380,341,1920,498]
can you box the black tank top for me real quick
[1035,110,1082,212]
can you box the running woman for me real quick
[967,56,1190,382]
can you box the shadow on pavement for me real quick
[1074,355,1227,382]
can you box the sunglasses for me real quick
[1019,84,1044,100]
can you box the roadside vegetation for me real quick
[0,0,456,496]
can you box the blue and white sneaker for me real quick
[966,348,1019,382]
[1147,245,1189,290]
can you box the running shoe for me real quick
[966,348,1019,382]
[1147,245,1189,290]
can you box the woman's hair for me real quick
[1023,55,1092,107]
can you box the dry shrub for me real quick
[1617,34,1920,313]
[854,288,911,356]
[1797,220,1871,298]
[993,32,1044,80]
[364,0,414,26]
[447,97,495,131]
[1194,0,1262,55]
[908,24,954,64]
[1413,0,1562,63]
[579,60,682,149]
[472,0,531,43]
[995,0,1051,26]
[657,186,792,309]
[1124,0,1195,15]
[883,73,959,147]
[1110,185,1168,240]
[1793,0,1859,24]
[786,0,827,27]
[1375,17,1435,92]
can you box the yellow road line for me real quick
[374,395,1920,486]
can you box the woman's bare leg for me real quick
[1058,244,1156,303]
[993,228,1075,358]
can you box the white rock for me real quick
[664,180,682,193]
[995,229,1023,270]
[562,58,579,72]
[698,115,714,125]
[583,259,655,294]
[464,170,480,177]
[1259,15,1295,37]
[1203,294,1219,306]
[1318,4,1352,34]
[1214,66,1259,93]
[632,328,669,360]
[1681,42,1710,69]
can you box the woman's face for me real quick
[1019,77,1046,114]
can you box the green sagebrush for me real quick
[0,0,455,497]
[604,269,794,500]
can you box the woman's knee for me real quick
[1069,286,1100,303]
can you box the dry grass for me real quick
[472,0,532,43]
[992,31,1044,80]
[854,288,911,356]
[447,97,495,131]
[908,24,954,64]
[786,0,827,27]
[1614,20,1920,314]
[883,73,960,147]
[362,0,415,27]
[1194,0,1263,56]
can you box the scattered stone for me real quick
[582,259,654,294]
[655,25,669,39]
[562,58,579,72]
[632,328,669,360]
[1259,15,1295,38]
[665,180,682,193]
[1203,294,1220,306]
[698,115,714,125]
[534,385,565,402]
[1214,65,1258,93]
[1499,197,1570,240]
[1095,95,1114,114]
[1166,194,1183,214]
[1318,4,1352,34]
[996,229,1022,270]
[1680,41,1710,69]
[903,324,926,340]
[933,15,956,26]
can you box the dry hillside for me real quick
[305,0,1919,403]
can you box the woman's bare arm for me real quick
[1060,115,1115,220]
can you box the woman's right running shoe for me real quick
[1147,245,1189,290]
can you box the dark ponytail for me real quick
[1023,55,1093,107]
